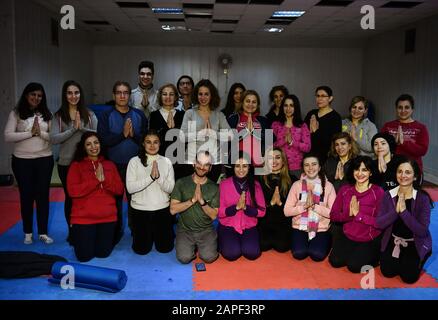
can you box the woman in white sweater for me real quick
[126,130,175,255]
[4,83,54,244]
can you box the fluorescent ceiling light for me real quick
[161,25,189,31]
[152,8,183,14]
[272,11,305,17]
[263,27,284,33]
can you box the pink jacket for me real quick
[330,184,384,242]
[272,121,311,170]
[218,177,266,234]
[284,178,336,232]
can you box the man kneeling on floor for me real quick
[170,150,219,264]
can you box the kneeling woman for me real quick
[376,158,433,283]
[67,132,124,262]
[329,156,385,273]
[284,153,336,261]
[126,130,175,255]
[258,148,297,253]
[218,153,266,261]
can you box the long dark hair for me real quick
[138,129,161,167]
[277,94,304,127]
[72,131,106,161]
[234,151,258,208]
[302,152,326,201]
[192,79,220,110]
[15,82,52,121]
[268,85,289,113]
[222,82,246,117]
[55,80,90,126]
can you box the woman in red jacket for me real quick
[67,131,124,262]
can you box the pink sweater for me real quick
[330,184,384,242]
[284,178,336,232]
[218,177,266,234]
[272,121,311,170]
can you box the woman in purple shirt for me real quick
[328,155,385,273]
[376,157,433,283]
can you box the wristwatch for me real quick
[201,200,209,207]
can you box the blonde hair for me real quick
[262,147,292,198]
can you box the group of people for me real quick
[4,60,433,284]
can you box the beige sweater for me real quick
[4,111,52,158]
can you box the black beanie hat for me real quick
[371,132,396,154]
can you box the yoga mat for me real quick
[48,262,127,293]
[193,250,438,291]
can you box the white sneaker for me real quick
[39,234,54,244]
[24,233,33,244]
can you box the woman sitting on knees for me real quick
[284,153,336,261]
[324,132,359,193]
[329,156,385,273]
[67,132,124,262]
[372,132,404,191]
[376,157,433,284]
[258,148,297,253]
[126,130,175,255]
[218,152,266,261]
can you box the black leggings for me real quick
[329,230,381,273]
[12,155,54,235]
[72,222,116,262]
[380,238,429,284]
[57,164,72,239]
[131,207,175,255]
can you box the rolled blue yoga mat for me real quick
[48,262,127,293]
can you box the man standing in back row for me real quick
[130,60,159,119]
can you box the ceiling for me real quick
[34,0,438,46]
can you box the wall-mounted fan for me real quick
[218,53,232,75]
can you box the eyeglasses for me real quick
[315,95,330,98]
[179,81,192,86]
[115,91,130,96]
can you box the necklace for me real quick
[234,178,248,192]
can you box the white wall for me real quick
[363,14,438,183]
[14,0,93,112]
[0,0,93,174]
[92,46,363,116]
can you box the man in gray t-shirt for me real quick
[170,151,219,264]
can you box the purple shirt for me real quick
[375,187,432,261]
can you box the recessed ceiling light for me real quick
[152,8,183,14]
[272,11,305,17]
[263,27,283,33]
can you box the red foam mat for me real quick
[0,187,65,235]
[193,250,438,291]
